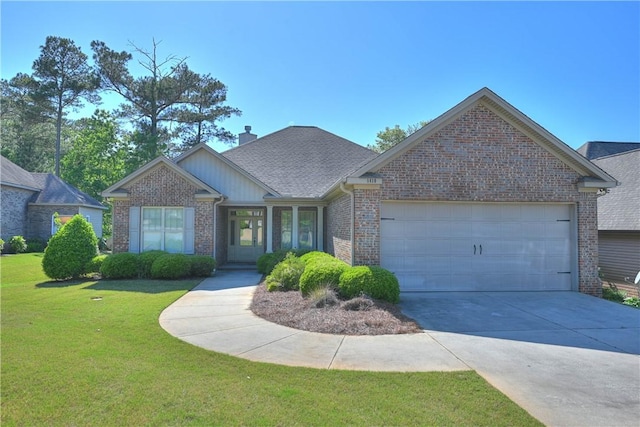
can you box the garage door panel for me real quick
[380,221,404,237]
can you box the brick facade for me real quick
[112,164,215,256]
[27,205,79,241]
[352,104,601,295]
[327,193,352,264]
[0,187,35,240]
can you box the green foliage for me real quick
[42,215,98,280]
[339,266,400,304]
[307,285,339,308]
[623,296,640,308]
[87,254,108,273]
[299,257,349,296]
[138,250,169,279]
[151,254,191,280]
[257,249,309,275]
[100,253,139,279]
[25,238,46,253]
[602,286,627,303]
[299,251,335,265]
[8,236,27,254]
[189,255,216,277]
[266,253,306,292]
[0,238,4,253]
[367,121,430,153]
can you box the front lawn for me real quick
[1,253,542,426]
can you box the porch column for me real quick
[292,205,299,249]
[317,206,324,251]
[266,205,273,253]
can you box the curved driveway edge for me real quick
[158,270,468,372]
[160,270,640,427]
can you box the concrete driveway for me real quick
[400,291,640,427]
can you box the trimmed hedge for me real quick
[138,250,169,279]
[299,257,349,296]
[299,251,335,265]
[87,254,108,273]
[190,255,216,277]
[257,249,311,274]
[151,254,191,279]
[339,266,400,304]
[42,216,98,280]
[100,253,139,279]
[266,253,305,292]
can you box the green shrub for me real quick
[266,253,306,292]
[87,254,108,273]
[9,236,27,254]
[338,266,400,303]
[299,251,335,265]
[190,255,216,277]
[151,254,191,279]
[138,250,169,278]
[0,238,4,254]
[257,249,310,275]
[299,257,349,296]
[25,238,46,253]
[100,253,139,279]
[623,296,640,308]
[42,216,98,280]
[602,286,627,303]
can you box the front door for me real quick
[228,209,265,262]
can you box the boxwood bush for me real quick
[299,251,335,265]
[190,255,216,277]
[257,249,310,274]
[151,254,191,279]
[299,257,349,296]
[339,266,400,303]
[87,254,108,274]
[138,250,169,278]
[100,253,139,279]
[42,216,98,280]
[266,253,305,292]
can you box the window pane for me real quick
[165,208,183,230]
[256,219,263,246]
[164,232,183,253]
[143,231,162,251]
[281,211,292,249]
[143,208,162,230]
[299,211,316,250]
[240,219,253,246]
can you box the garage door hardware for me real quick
[473,244,483,255]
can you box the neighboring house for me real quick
[577,142,640,284]
[1,156,106,242]
[102,88,617,295]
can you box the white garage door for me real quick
[380,202,575,292]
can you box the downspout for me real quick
[212,196,226,260]
[339,182,355,266]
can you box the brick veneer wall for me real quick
[327,193,352,264]
[354,103,601,295]
[27,205,79,241]
[0,187,35,240]
[111,164,215,255]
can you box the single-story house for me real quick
[102,88,617,295]
[577,142,640,284]
[1,155,107,242]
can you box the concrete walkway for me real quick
[159,270,468,371]
[160,270,640,427]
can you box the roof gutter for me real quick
[339,182,355,266]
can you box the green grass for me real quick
[1,253,542,426]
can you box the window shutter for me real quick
[129,206,140,253]
[184,207,195,254]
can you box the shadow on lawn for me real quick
[36,278,197,294]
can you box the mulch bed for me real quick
[250,282,423,335]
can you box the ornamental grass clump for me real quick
[42,215,98,280]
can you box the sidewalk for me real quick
[158,270,468,371]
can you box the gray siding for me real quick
[598,231,640,283]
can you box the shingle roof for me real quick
[221,126,378,198]
[30,173,106,209]
[592,149,640,231]
[576,141,640,160]
[0,155,40,190]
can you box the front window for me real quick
[52,214,90,235]
[142,207,184,253]
[280,210,316,250]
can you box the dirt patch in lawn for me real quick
[250,282,422,335]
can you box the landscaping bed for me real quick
[250,281,422,335]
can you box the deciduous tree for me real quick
[368,121,430,153]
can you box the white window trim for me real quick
[141,207,185,253]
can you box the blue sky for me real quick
[2,1,639,152]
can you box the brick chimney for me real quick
[238,125,257,145]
